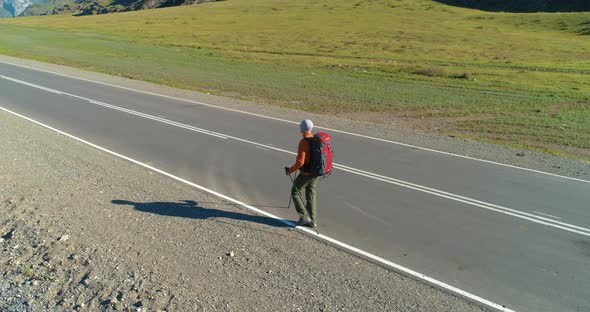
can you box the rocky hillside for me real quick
[4,0,213,17]
[19,0,75,16]
[0,6,13,17]
[22,0,215,16]
[434,0,590,12]
[9,0,590,18]
[2,0,33,17]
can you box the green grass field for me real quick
[0,0,589,158]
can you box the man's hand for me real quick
[284,167,290,175]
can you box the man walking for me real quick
[285,119,319,228]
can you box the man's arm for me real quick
[288,140,307,174]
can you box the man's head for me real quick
[300,119,314,134]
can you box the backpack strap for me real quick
[300,137,314,173]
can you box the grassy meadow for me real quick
[0,0,589,158]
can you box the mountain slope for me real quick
[21,0,213,16]
[0,6,12,17]
[3,0,213,17]
[10,0,590,18]
[2,0,33,16]
[2,0,53,17]
[20,0,76,16]
[434,0,590,12]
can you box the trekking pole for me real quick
[287,172,295,209]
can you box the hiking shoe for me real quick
[308,222,317,229]
[296,217,311,226]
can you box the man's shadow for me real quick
[111,199,290,228]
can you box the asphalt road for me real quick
[1,62,589,312]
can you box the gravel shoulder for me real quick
[0,106,488,310]
[0,55,587,181]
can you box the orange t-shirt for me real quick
[288,132,313,175]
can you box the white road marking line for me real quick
[86,99,229,139]
[0,106,516,312]
[3,76,229,140]
[337,164,590,235]
[2,74,589,238]
[532,211,562,220]
[1,59,587,184]
[255,146,271,152]
[1,75,63,95]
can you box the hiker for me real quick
[285,119,319,228]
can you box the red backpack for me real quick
[305,132,333,177]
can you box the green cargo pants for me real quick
[291,174,318,223]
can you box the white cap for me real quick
[300,119,313,133]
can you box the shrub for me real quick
[453,72,472,80]
[415,66,445,77]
